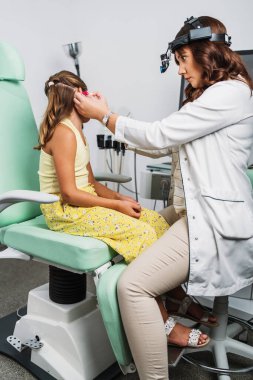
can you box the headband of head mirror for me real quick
[160,16,232,73]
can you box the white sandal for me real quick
[165,295,218,327]
[165,316,210,348]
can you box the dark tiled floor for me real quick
[0,260,252,380]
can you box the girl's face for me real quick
[175,47,204,88]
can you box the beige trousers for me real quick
[117,206,190,380]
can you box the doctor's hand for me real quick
[74,91,109,121]
[117,200,141,219]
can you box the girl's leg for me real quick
[46,203,160,263]
[117,216,189,380]
[164,286,217,325]
[138,208,169,239]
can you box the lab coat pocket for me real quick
[201,190,253,240]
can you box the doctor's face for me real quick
[175,47,204,89]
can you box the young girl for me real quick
[37,70,212,354]
[37,70,169,263]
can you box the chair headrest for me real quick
[0,42,25,81]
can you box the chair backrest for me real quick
[0,42,41,228]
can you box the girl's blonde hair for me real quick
[35,70,87,150]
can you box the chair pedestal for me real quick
[12,283,116,380]
[184,296,253,380]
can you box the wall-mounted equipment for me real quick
[63,42,82,77]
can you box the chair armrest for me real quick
[0,190,59,213]
[94,172,132,183]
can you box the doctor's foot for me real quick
[165,317,210,348]
[165,286,218,327]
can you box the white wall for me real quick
[1,0,253,208]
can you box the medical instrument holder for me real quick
[97,134,126,155]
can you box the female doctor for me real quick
[74,16,253,380]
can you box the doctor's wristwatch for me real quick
[101,111,113,127]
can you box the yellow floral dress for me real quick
[41,185,169,263]
[39,118,169,263]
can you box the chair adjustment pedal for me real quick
[7,335,43,352]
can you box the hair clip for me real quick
[48,81,54,87]
[82,90,89,96]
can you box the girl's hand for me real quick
[117,200,141,219]
[117,193,140,206]
[74,91,109,120]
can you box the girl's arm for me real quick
[51,125,141,218]
[87,162,138,204]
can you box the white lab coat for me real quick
[115,80,253,296]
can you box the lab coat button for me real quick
[184,157,187,161]
[195,237,198,240]
[195,259,199,262]
[192,216,196,219]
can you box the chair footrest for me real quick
[97,262,133,367]
[7,335,43,352]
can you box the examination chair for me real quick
[0,42,135,380]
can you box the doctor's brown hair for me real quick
[35,70,87,150]
[175,16,253,105]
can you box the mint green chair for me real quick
[0,42,135,380]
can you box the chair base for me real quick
[0,311,55,380]
[1,283,121,380]
[184,296,253,380]
[49,265,86,304]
